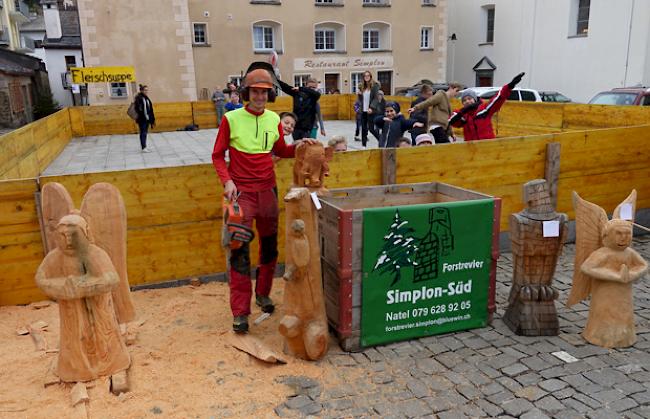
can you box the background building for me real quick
[74,0,447,105]
[447,0,650,103]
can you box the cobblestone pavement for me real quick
[275,237,650,418]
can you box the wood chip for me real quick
[30,320,48,330]
[189,277,201,287]
[110,370,129,395]
[70,382,89,406]
[30,300,52,309]
[228,333,286,364]
[16,326,29,336]
[27,326,47,351]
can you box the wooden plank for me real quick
[544,142,561,209]
[68,107,85,137]
[191,101,217,129]
[381,148,396,185]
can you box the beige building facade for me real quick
[76,0,447,104]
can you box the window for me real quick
[294,74,311,87]
[64,55,76,70]
[485,7,495,43]
[193,23,208,44]
[315,0,334,3]
[253,25,274,50]
[420,27,433,49]
[363,0,389,5]
[228,76,243,87]
[421,0,436,5]
[314,29,336,51]
[109,82,127,98]
[520,91,536,101]
[350,72,363,93]
[576,0,590,35]
[363,29,379,50]
[640,95,650,106]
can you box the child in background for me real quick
[376,102,424,148]
[225,92,243,112]
[414,133,434,146]
[397,137,412,148]
[280,112,297,138]
[327,135,348,152]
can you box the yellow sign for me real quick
[70,66,136,84]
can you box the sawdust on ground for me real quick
[0,281,358,418]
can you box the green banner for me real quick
[361,199,494,347]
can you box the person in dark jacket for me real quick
[278,77,321,141]
[408,85,434,143]
[134,84,155,152]
[376,101,424,148]
[449,72,524,141]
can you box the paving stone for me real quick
[476,363,501,379]
[423,375,454,391]
[457,384,481,401]
[437,410,468,419]
[487,391,515,405]
[465,371,491,386]
[464,337,490,350]
[587,408,624,419]
[397,399,433,418]
[501,398,535,417]
[389,391,415,403]
[437,352,464,369]
[424,395,457,413]
[608,397,638,413]
[406,378,430,399]
[592,389,626,403]
[539,379,568,392]
[583,368,629,386]
[615,380,647,396]
[574,383,604,396]
[515,386,547,402]
[630,390,650,405]
[481,381,506,396]
[444,372,471,386]
[516,372,542,386]
[475,399,504,417]
[459,402,485,417]
[423,343,449,355]
[415,357,446,374]
[497,376,524,392]
[362,348,384,362]
[554,387,576,400]
[439,336,464,351]
[285,395,313,410]
[520,408,551,419]
[521,356,549,371]
[572,392,601,409]
[323,398,354,411]
[534,395,565,414]
[486,354,518,370]
[563,397,591,413]
[372,374,394,385]
[561,374,591,388]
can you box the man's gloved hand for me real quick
[507,72,525,89]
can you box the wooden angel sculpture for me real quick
[41,182,136,325]
[504,179,568,336]
[567,190,648,348]
[35,213,130,382]
[292,142,334,194]
[279,188,329,360]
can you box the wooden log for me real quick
[544,142,561,209]
[27,325,47,351]
[381,148,396,185]
[280,188,329,360]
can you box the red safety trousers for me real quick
[228,189,279,316]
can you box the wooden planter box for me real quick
[318,182,501,351]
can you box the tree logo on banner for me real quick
[374,207,455,286]
[373,209,419,286]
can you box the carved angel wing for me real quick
[566,191,608,307]
[81,183,135,323]
[41,182,74,253]
[612,189,636,221]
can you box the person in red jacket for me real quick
[212,62,313,333]
[450,72,525,141]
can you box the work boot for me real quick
[233,315,249,333]
[255,295,275,314]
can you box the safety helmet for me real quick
[243,69,274,89]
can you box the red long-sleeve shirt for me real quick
[212,106,294,192]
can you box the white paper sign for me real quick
[71,84,80,94]
[310,192,322,210]
[552,351,579,363]
[619,203,633,220]
[543,220,560,237]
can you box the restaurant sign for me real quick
[294,56,393,71]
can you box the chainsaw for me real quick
[222,195,254,250]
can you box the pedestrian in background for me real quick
[353,98,362,141]
[408,82,462,144]
[135,84,155,153]
[278,77,322,141]
[357,71,381,147]
[211,85,226,127]
[328,135,348,152]
[310,102,326,138]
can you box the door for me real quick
[377,70,392,95]
[324,73,339,94]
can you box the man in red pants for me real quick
[212,63,312,333]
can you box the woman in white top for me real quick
[356,71,381,147]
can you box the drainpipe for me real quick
[623,0,635,86]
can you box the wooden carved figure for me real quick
[293,142,334,194]
[567,190,648,348]
[41,182,136,325]
[279,188,329,360]
[504,179,568,335]
[35,213,130,382]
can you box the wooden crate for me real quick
[318,182,501,351]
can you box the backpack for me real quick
[126,101,138,120]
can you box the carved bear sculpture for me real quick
[293,142,334,192]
